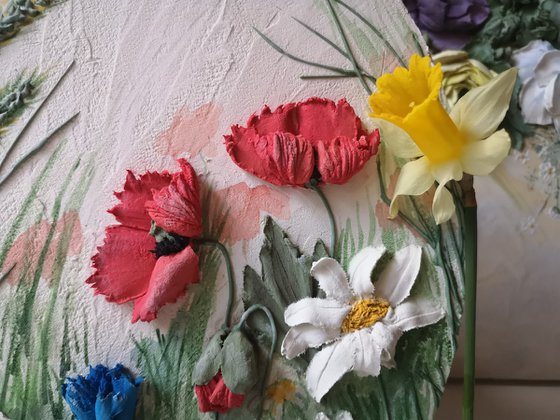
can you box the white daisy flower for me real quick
[281,245,445,402]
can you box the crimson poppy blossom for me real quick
[225,97,380,186]
[194,371,245,414]
[86,159,202,323]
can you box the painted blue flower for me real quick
[61,364,143,420]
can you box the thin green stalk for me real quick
[0,60,74,172]
[461,176,477,420]
[306,182,337,256]
[333,0,407,66]
[196,239,234,330]
[325,0,372,95]
[236,304,277,419]
[0,112,79,188]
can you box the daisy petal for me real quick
[388,296,445,332]
[86,225,155,303]
[389,157,434,218]
[370,321,402,368]
[460,129,511,176]
[311,258,352,302]
[284,298,351,329]
[348,246,386,297]
[306,335,355,402]
[370,118,422,159]
[131,245,199,323]
[534,51,560,87]
[281,324,340,359]
[374,245,422,307]
[353,329,382,377]
[544,73,560,116]
[450,68,517,141]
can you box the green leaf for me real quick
[242,216,314,350]
[221,330,258,394]
[191,330,226,386]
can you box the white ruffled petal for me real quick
[511,40,554,82]
[388,296,445,332]
[370,320,403,368]
[544,74,560,117]
[306,336,355,402]
[460,129,511,176]
[282,324,340,359]
[519,77,552,125]
[347,246,386,298]
[284,298,350,329]
[310,257,353,303]
[534,50,560,87]
[373,245,422,307]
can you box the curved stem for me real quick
[196,239,235,330]
[236,304,277,419]
[306,183,337,256]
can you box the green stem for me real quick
[325,0,372,95]
[306,182,337,256]
[196,239,235,330]
[236,304,277,419]
[461,176,477,420]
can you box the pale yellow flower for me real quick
[369,55,517,224]
[433,50,497,106]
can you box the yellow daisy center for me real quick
[340,298,390,333]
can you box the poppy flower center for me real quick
[341,297,390,333]
[149,221,190,258]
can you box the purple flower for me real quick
[404,0,490,51]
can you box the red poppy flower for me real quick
[225,97,380,186]
[86,159,202,323]
[194,371,245,414]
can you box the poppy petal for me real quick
[145,159,203,237]
[316,131,380,184]
[109,171,172,232]
[87,225,156,303]
[226,130,314,186]
[131,245,199,323]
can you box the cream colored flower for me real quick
[433,50,496,106]
[281,245,445,402]
[369,55,517,224]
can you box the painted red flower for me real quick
[86,159,202,323]
[194,371,245,414]
[225,97,380,186]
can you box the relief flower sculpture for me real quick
[281,245,445,402]
[225,97,380,253]
[87,159,203,323]
[370,54,517,224]
[512,40,560,130]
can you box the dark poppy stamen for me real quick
[149,221,191,258]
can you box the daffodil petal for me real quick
[430,160,463,184]
[460,129,511,176]
[348,246,386,297]
[370,118,422,159]
[373,245,422,307]
[284,298,350,329]
[432,181,456,225]
[281,324,340,359]
[389,157,434,218]
[311,258,352,303]
[450,68,518,141]
[387,296,445,332]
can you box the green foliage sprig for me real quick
[0,0,59,44]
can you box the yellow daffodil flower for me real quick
[369,54,517,224]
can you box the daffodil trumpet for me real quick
[369,54,517,225]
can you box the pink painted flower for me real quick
[225,97,380,186]
[87,159,202,323]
